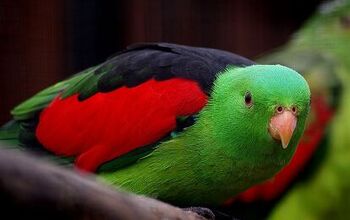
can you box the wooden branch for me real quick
[0,146,205,220]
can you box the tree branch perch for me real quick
[0,146,205,220]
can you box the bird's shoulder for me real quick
[12,42,255,121]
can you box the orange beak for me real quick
[268,110,297,149]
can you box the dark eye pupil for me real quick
[245,92,252,106]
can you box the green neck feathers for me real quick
[100,65,310,206]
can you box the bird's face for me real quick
[208,65,311,160]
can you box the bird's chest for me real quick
[189,152,284,203]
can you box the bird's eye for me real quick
[244,92,253,107]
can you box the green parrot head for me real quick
[200,64,311,178]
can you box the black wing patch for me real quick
[93,42,255,98]
[12,42,255,120]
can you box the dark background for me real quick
[0,0,322,124]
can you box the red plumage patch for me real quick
[36,78,208,171]
[235,95,333,202]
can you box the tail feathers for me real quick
[0,120,21,146]
[0,120,75,167]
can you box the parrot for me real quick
[0,42,311,208]
[224,0,350,219]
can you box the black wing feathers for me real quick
[95,42,255,95]
[11,42,255,119]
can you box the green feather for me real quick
[11,68,91,120]
[98,145,158,173]
[0,121,21,146]
[99,65,311,206]
[10,65,115,120]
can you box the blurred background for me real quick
[0,0,322,124]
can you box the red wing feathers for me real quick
[36,78,208,171]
